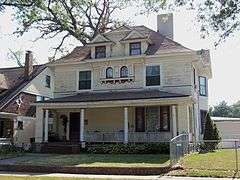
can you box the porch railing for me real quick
[84,131,172,143]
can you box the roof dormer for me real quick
[88,34,114,59]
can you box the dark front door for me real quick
[135,107,145,132]
[69,112,80,142]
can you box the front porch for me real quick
[35,104,192,145]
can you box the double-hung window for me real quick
[95,46,106,59]
[45,75,51,88]
[129,42,141,55]
[79,71,91,90]
[146,65,160,86]
[199,76,207,96]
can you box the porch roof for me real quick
[37,89,189,104]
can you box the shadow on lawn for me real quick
[17,153,170,166]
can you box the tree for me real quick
[210,101,232,117]
[202,113,221,152]
[141,0,240,46]
[0,0,129,56]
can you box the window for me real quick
[146,65,160,86]
[136,106,170,132]
[45,75,51,88]
[199,76,207,96]
[106,67,113,79]
[200,110,207,134]
[160,106,170,131]
[120,66,128,78]
[36,96,44,102]
[95,46,106,59]
[79,71,91,90]
[17,121,23,130]
[129,42,141,55]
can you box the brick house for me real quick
[0,51,53,146]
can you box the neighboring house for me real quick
[0,51,53,147]
[212,116,240,138]
[212,116,240,148]
[34,14,212,148]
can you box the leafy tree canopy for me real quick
[210,100,240,118]
[1,0,240,56]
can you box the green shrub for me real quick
[0,145,24,154]
[201,113,221,152]
[86,143,169,154]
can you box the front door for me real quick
[69,112,80,142]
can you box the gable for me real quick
[121,29,147,41]
[90,34,112,44]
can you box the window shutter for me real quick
[114,66,119,78]
[100,67,105,79]
[129,64,134,76]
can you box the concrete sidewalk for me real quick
[0,171,233,180]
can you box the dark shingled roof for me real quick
[0,65,46,109]
[49,25,193,65]
[38,89,189,103]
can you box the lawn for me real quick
[14,153,169,167]
[169,149,240,178]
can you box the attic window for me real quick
[95,46,106,59]
[130,42,141,56]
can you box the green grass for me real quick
[0,176,107,180]
[170,149,240,178]
[0,153,23,160]
[15,153,169,167]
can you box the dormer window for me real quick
[106,67,113,79]
[129,42,141,56]
[120,66,128,78]
[95,46,106,59]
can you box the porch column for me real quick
[44,109,49,142]
[124,107,128,144]
[80,109,85,142]
[35,107,44,143]
[172,105,177,137]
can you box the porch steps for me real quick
[41,143,81,154]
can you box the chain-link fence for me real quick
[170,137,240,175]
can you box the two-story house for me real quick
[0,51,54,147]
[34,14,212,149]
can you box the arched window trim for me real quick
[106,67,113,79]
[120,66,128,78]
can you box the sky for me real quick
[0,7,239,106]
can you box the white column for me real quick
[44,109,49,142]
[80,109,85,142]
[172,105,177,137]
[35,107,44,143]
[124,107,128,144]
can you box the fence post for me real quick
[235,140,239,172]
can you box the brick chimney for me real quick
[157,13,174,40]
[24,50,33,79]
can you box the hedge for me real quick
[85,143,169,154]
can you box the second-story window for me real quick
[146,65,160,86]
[199,76,207,96]
[95,46,106,59]
[129,42,141,55]
[45,75,51,88]
[79,71,91,90]
[120,66,128,78]
[106,67,113,79]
